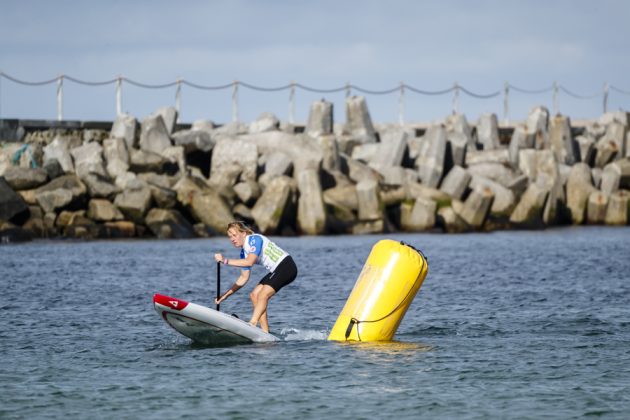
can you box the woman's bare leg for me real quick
[249,285,271,332]
[249,284,275,332]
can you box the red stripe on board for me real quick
[153,293,189,311]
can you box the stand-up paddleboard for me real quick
[153,293,279,346]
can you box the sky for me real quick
[1,0,630,125]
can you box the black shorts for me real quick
[259,256,298,292]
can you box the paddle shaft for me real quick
[216,261,221,311]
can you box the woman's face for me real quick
[227,228,246,248]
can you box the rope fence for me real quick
[1,71,629,124]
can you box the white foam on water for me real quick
[279,327,329,341]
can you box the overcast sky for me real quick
[1,0,629,124]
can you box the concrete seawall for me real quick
[1,98,628,242]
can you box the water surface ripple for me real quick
[1,227,629,419]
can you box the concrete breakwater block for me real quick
[447,131,468,167]
[400,197,437,232]
[526,106,550,149]
[466,149,511,167]
[103,137,130,178]
[323,183,358,211]
[233,180,261,206]
[549,115,579,165]
[446,113,473,144]
[439,166,470,200]
[455,187,494,228]
[437,206,469,233]
[71,142,107,180]
[152,107,178,135]
[594,138,618,168]
[605,191,630,225]
[145,208,195,239]
[172,129,214,153]
[372,128,408,168]
[467,162,518,188]
[345,96,377,144]
[0,177,30,224]
[43,136,76,174]
[600,159,630,195]
[114,187,152,224]
[509,183,550,228]
[470,175,516,218]
[566,163,596,224]
[297,169,327,235]
[110,113,138,150]
[249,112,279,134]
[476,113,500,150]
[509,124,534,166]
[189,189,234,234]
[575,135,595,165]
[586,191,609,224]
[139,114,172,155]
[2,167,48,191]
[356,179,382,221]
[251,176,295,234]
[87,198,123,222]
[416,125,447,188]
[82,173,120,199]
[306,100,333,138]
[34,175,87,214]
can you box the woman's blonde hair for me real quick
[227,221,254,235]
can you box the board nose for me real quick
[153,294,189,310]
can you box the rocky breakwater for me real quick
[1,100,630,243]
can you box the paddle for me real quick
[216,261,221,312]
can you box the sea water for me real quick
[1,227,629,419]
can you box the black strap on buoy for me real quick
[400,241,428,262]
[216,262,221,312]
[345,318,359,339]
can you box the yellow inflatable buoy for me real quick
[328,240,429,342]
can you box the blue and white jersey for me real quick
[240,234,289,272]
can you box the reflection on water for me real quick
[340,340,434,355]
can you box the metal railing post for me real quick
[603,82,609,114]
[232,80,239,123]
[288,81,295,124]
[503,81,510,124]
[116,76,122,117]
[552,81,559,115]
[452,82,460,115]
[398,82,405,126]
[175,78,182,122]
[56,74,64,121]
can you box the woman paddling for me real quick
[214,221,298,333]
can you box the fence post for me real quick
[503,82,510,124]
[56,74,64,121]
[116,76,122,117]
[175,78,182,122]
[398,82,405,126]
[603,82,609,114]
[232,80,239,123]
[552,81,559,115]
[452,82,460,115]
[288,81,295,124]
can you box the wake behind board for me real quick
[153,293,279,346]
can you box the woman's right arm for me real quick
[215,270,251,304]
